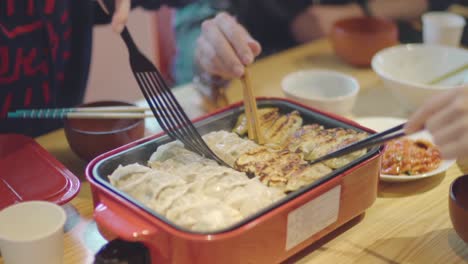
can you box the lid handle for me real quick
[94,203,159,242]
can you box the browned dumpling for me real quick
[286,126,368,169]
[263,110,303,147]
[232,108,303,147]
[232,107,280,136]
[235,147,332,192]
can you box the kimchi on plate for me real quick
[381,138,442,176]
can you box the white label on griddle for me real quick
[286,185,341,251]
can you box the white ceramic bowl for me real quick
[371,44,468,113]
[281,70,360,116]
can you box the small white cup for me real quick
[422,12,466,47]
[281,69,360,117]
[0,201,66,264]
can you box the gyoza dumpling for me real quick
[166,193,243,232]
[151,184,191,214]
[107,163,151,188]
[148,141,216,169]
[189,203,243,232]
[225,178,285,216]
[202,130,259,167]
[148,141,184,162]
[200,168,251,199]
[135,170,186,208]
[285,163,332,192]
[174,163,251,199]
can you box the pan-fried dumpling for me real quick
[285,163,332,192]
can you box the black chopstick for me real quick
[307,123,406,166]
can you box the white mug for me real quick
[0,201,66,264]
[422,12,466,47]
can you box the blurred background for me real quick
[84,2,468,104]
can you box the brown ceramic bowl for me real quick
[449,174,468,244]
[330,16,399,67]
[64,101,145,162]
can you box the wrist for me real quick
[193,62,229,100]
[192,71,230,111]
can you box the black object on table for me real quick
[94,239,150,264]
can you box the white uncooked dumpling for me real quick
[148,141,216,169]
[189,203,243,232]
[201,170,250,200]
[148,141,184,163]
[108,132,287,232]
[152,184,191,214]
[107,163,151,188]
[225,178,285,217]
[140,170,186,208]
[166,193,242,232]
[203,131,259,167]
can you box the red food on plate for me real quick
[381,138,442,175]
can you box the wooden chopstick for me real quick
[241,67,265,144]
[8,111,155,119]
[14,106,151,113]
[242,75,255,141]
[427,63,468,85]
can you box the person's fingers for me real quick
[425,94,465,133]
[431,115,468,148]
[196,36,235,78]
[238,23,262,56]
[215,12,257,65]
[247,38,262,56]
[439,141,459,159]
[438,133,468,160]
[201,19,244,77]
[112,0,130,33]
[404,87,461,134]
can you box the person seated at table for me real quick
[0,0,189,138]
[406,86,468,160]
[173,0,454,86]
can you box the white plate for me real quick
[355,117,456,182]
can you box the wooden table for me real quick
[2,38,468,264]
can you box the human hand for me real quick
[405,86,468,159]
[291,4,364,43]
[195,12,262,79]
[97,0,131,33]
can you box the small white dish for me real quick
[281,70,359,116]
[355,116,456,182]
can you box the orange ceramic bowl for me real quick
[449,174,468,244]
[64,101,145,162]
[330,16,399,67]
